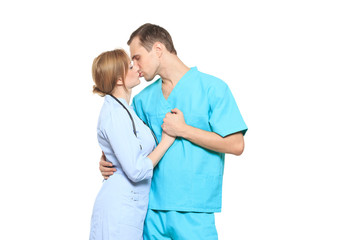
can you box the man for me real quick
[100,23,248,239]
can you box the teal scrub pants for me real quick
[143,210,218,240]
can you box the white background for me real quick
[1,0,359,239]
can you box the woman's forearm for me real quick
[147,140,173,167]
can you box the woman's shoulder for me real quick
[98,99,131,130]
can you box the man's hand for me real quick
[161,108,187,137]
[99,152,116,180]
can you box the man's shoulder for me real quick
[196,69,228,89]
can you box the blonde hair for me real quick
[92,49,129,97]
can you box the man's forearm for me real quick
[178,125,244,156]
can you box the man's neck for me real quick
[159,55,190,88]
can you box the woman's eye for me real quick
[130,61,134,69]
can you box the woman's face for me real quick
[124,60,141,90]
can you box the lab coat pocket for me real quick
[118,190,149,230]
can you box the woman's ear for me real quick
[116,77,123,86]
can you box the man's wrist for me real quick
[178,124,190,139]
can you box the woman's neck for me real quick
[111,86,131,105]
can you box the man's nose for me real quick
[134,63,140,71]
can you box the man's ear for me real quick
[153,42,163,57]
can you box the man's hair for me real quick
[127,23,177,55]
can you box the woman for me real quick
[89,49,174,240]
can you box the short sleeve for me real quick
[102,109,153,182]
[208,81,248,137]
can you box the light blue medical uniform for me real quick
[133,67,248,239]
[90,95,156,240]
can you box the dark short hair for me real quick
[127,23,177,55]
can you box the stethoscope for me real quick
[109,94,159,149]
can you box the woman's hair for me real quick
[127,23,177,55]
[92,49,129,97]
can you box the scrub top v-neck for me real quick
[158,67,192,104]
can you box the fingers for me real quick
[100,163,115,170]
[99,154,116,178]
[100,159,113,167]
[171,108,181,114]
[100,164,116,178]
[101,169,115,178]
[99,161,116,171]
[161,124,170,133]
[161,124,168,134]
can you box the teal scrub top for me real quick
[133,67,247,212]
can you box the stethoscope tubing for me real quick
[109,94,159,146]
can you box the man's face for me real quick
[129,37,159,81]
